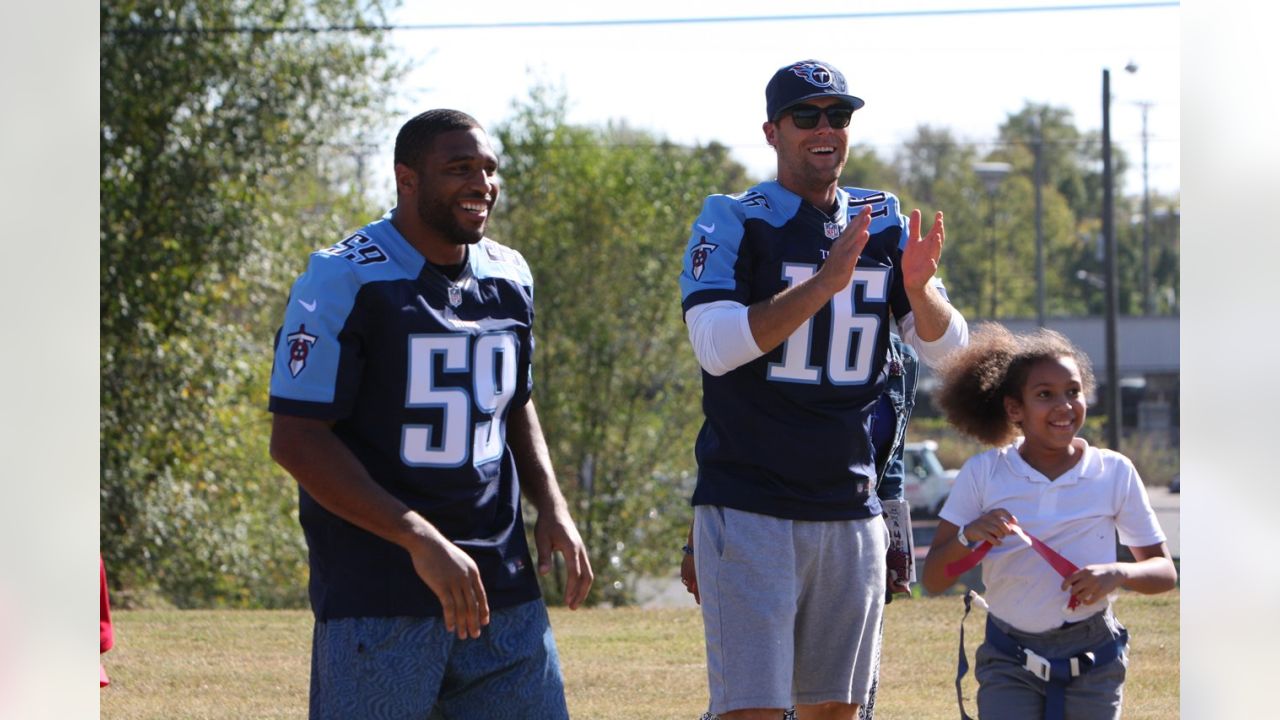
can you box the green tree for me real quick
[890,103,1137,322]
[839,143,900,194]
[1146,196,1181,314]
[1112,189,1180,316]
[886,127,992,320]
[100,0,400,606]
[997,104,1130,223]
[994,103,1148,319]
[892,124,970,209]
[491,87,748,605]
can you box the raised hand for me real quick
[817,205,873,293]
[901,209,945,292]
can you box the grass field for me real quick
[101,591,1178,719]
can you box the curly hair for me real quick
[935,323,1095,446]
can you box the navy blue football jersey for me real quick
[679,180,913,520]
[269,211,542,620]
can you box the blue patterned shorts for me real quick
[310,599,568,719]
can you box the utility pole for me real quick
[973,161,1011,320]
[1125,60,1154,316]
[1136,100,1153,315]
[1102,69,1121,452]
[1033,108,1045,328]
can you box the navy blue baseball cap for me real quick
[765,59,864,122]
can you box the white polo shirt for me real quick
[939,438,1166,633]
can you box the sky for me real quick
[375,0,1181,200]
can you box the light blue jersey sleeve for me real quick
[269,221,425,415]
[680,184,799,314]
[679,193,748,311]
[269,251,366,411]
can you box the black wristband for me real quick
[681,544,694,556]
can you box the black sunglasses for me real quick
[785,104,855,130]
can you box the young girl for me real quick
[922,325,1176,720]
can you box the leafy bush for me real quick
[1117,431,1179,488]
[100,0,399,608]
[493,87,749,605]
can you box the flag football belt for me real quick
[945,522,1085,610]
[954,591,1127,720]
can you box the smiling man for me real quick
[678,61,969,720]
[268,109,592,719]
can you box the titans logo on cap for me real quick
[790,62,836,89]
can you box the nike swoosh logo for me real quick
[298,299,317,312]
[697,223,715,234]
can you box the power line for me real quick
[104,2,1179,36]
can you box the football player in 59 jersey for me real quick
[678,61,969,720]
[269,109,592,720]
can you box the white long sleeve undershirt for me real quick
[685,294,968,376]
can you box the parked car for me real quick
[902,440,958,517]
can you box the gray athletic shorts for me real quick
[694,505,888,715]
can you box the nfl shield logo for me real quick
[448,285,463,308]
[824,222,841,239]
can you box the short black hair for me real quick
[394,109,482,170]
